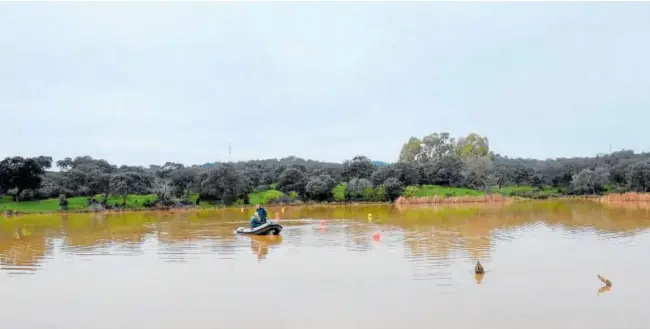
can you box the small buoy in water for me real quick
[320,219,327,225]
[368,213,373,222]
[372,232,380,241]
[240,207,244,212]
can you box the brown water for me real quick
[1,201,649,329]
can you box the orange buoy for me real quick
[372,232,380,241]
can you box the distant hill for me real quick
[371,160,390,166]
[197,158,390,169]
[196,156,343,169]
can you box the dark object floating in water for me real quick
[597,274,612,287]
[235,222,283,235]
[475,260,484,274]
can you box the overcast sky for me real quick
[2,2,649,166]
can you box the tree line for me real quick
[2,132,650,209]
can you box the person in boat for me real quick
[255,204,268,224]
[250,212,262,229]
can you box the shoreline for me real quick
[2,193,641,217]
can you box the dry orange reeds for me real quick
[394,195,506,204]
[600,192,650,203]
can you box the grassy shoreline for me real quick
[0,185,637,217]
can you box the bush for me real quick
[362,187,375,201]
[609,186,628,194]
[88,203,105,212]
[332,183,346,202]
[269,194,291,204]
[58,194,68,211]
[375,186,387,201]
[402,186,420,197]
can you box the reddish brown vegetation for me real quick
[394,195,507,204]
[599,192,650,203]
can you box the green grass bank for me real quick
[0,185,565,214]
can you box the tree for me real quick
[418,132,456,161]
[88,172,112,202]
[342,155,375,181]
[33,156,53,170]
[56,157,74,172]
[460,156,494,189]
[455,133,490,157]
[570,167,610,195]
[157,162,184,179]
[428,155,464,187]
[382,178,403,202]
[398,137,423,163]
[56,156,118,196]
[393,162,421,186]
[346,178,373,201]
[199,164,250,205]
[370,166,397,186]
[8,131,650,206]
[305,177,331,201]
[625,161,650,192]
[110,172,152,206]
[511,163,533,186]
[0,162,6,194]
[317,174,337,192]
[276,168,307,196]
[0,157,47,201]
[170,167,198,198]
[36,172,72,199]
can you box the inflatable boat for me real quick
[235,221,283,235]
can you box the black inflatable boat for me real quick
[235,221,283,235]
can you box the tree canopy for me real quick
[3,132,650,207]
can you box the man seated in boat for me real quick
[255,204,268,224]
[250,212,263,228]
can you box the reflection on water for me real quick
[474,272,485,284]
[0,201,649,328]
[598,285,612,295]
[244,235,283,261]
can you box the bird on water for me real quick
[597,274,612,287]
[475,260,484,274]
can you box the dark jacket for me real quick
[256,207,268,223]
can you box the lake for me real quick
[1,201,649,329]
